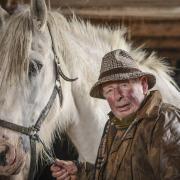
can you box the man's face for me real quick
[102,77,148,119]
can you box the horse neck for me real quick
[51,18,110,163]
[67,90,109,163]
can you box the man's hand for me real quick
[50,159,78,180]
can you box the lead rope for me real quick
[35,134,56,164]
[29,131,56,180]
[28,130,56,180]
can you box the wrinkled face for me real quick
[102,77,148,119]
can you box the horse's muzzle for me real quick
[0,141,26,175]
[0,144,8,166]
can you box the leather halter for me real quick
[0,22,77,180]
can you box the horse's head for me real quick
[0,0,59,177]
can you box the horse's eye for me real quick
[28,60,43,77]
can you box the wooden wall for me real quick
[49,0,180,8]
[1,0,180,84]
[19,0,180,64]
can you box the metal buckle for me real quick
[55,80,61,88]
[29,126,40,142]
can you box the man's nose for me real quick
[113,88,123,100]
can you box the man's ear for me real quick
[140,76,148,95]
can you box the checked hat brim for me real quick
[90,68,156,99]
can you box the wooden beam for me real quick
[129,21,180,37]
[51,0,180,8]
[137,48,179,66]
[158,51,180,62]
[60,7,180,20]
[22,1,180,20]
[86,20,180,38]
[134,37,180,49]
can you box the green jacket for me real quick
[79,90,180,180]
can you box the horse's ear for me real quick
[0,6,9,28]
[31,0,47,31]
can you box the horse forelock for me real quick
[0,9,32,91]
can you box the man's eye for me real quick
[106,89,113,94]
[28,60,43,77]
[121,83,128,87]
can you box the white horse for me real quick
[0,0,179,179]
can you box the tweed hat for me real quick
[90,49,156,99]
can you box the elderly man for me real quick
[51,49,180,180]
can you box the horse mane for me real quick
[131,49,180,106]
[47,11,180,107]
[2,9,177,106]
[0,9,32,91]
[47,12,129,93]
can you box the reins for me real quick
[0,22,77,180]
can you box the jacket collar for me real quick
[136,90,162,119]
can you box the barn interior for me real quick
[0,1,180,179]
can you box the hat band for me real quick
[99,68,141,79]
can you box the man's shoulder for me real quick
[160,102,180,114]
[140,102,179,131]
[139,102,180,143]
[158,103,180,131]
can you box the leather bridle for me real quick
[0,22,77,180]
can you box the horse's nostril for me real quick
[0,151,6,166]
[0,134,9,141]
[0,145,9,166]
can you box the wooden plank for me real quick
[22,0,180,8]
[134,37,180,49]
[22,1,180,20]
[74,18,180,38]
[79,19,180,38]
[137,48,179,65]
[129,21,180,37]
[71,17,180,38]
[50,0,180,8]
[60,7,180,20]
[156,51,180,63]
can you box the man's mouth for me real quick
[116,103,131,112]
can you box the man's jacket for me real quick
[80,90,180,180]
